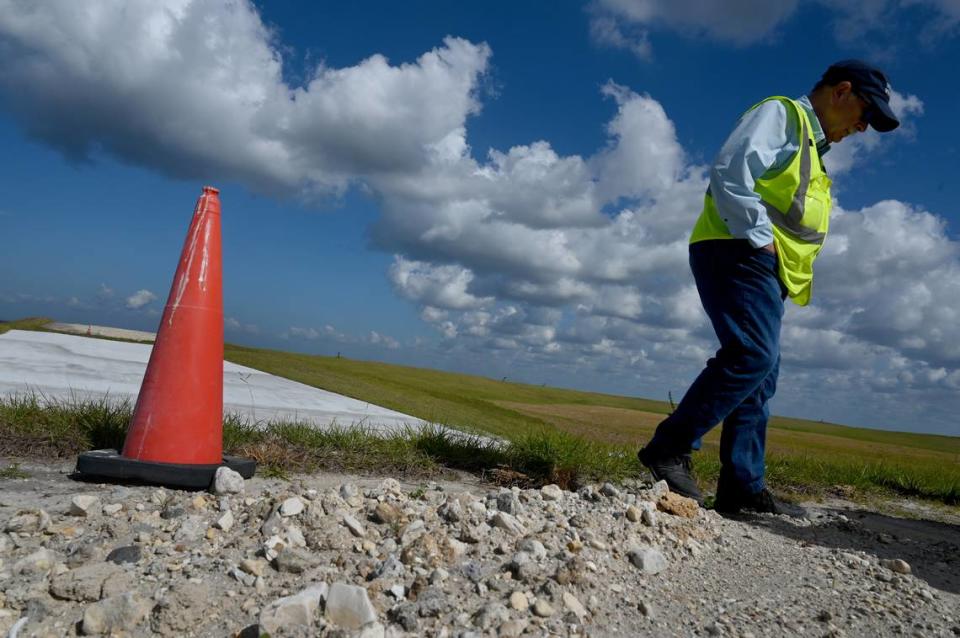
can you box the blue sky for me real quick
[1,1,959,435]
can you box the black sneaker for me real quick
[713,487,807,518]
[637,446,703,504]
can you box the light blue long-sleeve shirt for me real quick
[709,95,828,248]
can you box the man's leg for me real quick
[714,350,806,517]
[717,353,779,495]
[640,240,783,498]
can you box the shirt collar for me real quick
[797,94,830,155]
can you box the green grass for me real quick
[0,462,30,479]
[2,317,958,505]
[223,342,671,440]
[0,316,55,336]
[221,343,960,505]
[0,394,637,488]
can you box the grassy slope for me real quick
[223,343,671,439]
[0,317,53,335]
[3,319,957,503]
[222,342,959,503]
[223,343,958,454]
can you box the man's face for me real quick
[822,81,870,143]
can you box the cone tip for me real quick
[202,185,220,195]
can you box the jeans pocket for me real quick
[753,248,777,267]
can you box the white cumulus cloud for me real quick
[589,0,801,58]
[125,289,157,310]
[0,0,491,196]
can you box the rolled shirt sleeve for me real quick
[708,100,798,249]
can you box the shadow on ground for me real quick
[732,502,960,595]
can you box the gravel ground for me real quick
[1,459,957,637]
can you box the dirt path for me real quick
[1,458,958,637]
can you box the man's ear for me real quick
[833,80,853,103]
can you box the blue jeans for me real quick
[648,239,786,495]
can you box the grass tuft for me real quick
[0,392,128,457]
[0,462,30,479]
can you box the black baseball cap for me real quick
[821,60,900,132]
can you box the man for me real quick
[638,60,900,517]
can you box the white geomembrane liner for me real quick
[0,329,429,435]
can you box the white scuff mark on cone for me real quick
[198,221,212,291]
[134,412,153,459]
[168,195,209,326]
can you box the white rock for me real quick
[490,512,526,536]
[518,539,547,561]
[212,467,245,495]
[14,548,58,574]
[562,592,588,620]
[50,562,122,601]
[649,480,670,498]
[285,524,307,548]
[215,511,234,532]
[241,558,267,577]
[641,505,657,527]
[229,566,255,587]
[102,503,123,516]
[380,478,402,495]
[540,484,563,501]
[628,546,668,575]
[400,519,426,545]
[438,496,464,522]
[263,535,286,561]
[509,591,528,611]
[259,584,328,635]
[173,515,206,542]
[68,494,101,517]
[342,513,366,538]
[325,582,378,630]
[82,592,151,635]
[881,558,912,574]
[280,497,305,517]
[4,509,50,533]
[532,599,555,617]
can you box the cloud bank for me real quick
[589,0,960,58]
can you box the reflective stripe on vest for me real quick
[705,115,825,244]
[760,117,826,245]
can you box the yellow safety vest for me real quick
[690,96,832,306]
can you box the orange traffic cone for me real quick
[76,186,255,488]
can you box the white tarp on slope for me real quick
[0,329,427,434]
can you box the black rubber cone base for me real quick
[75,449,256,489]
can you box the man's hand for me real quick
[761,242,776,254]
